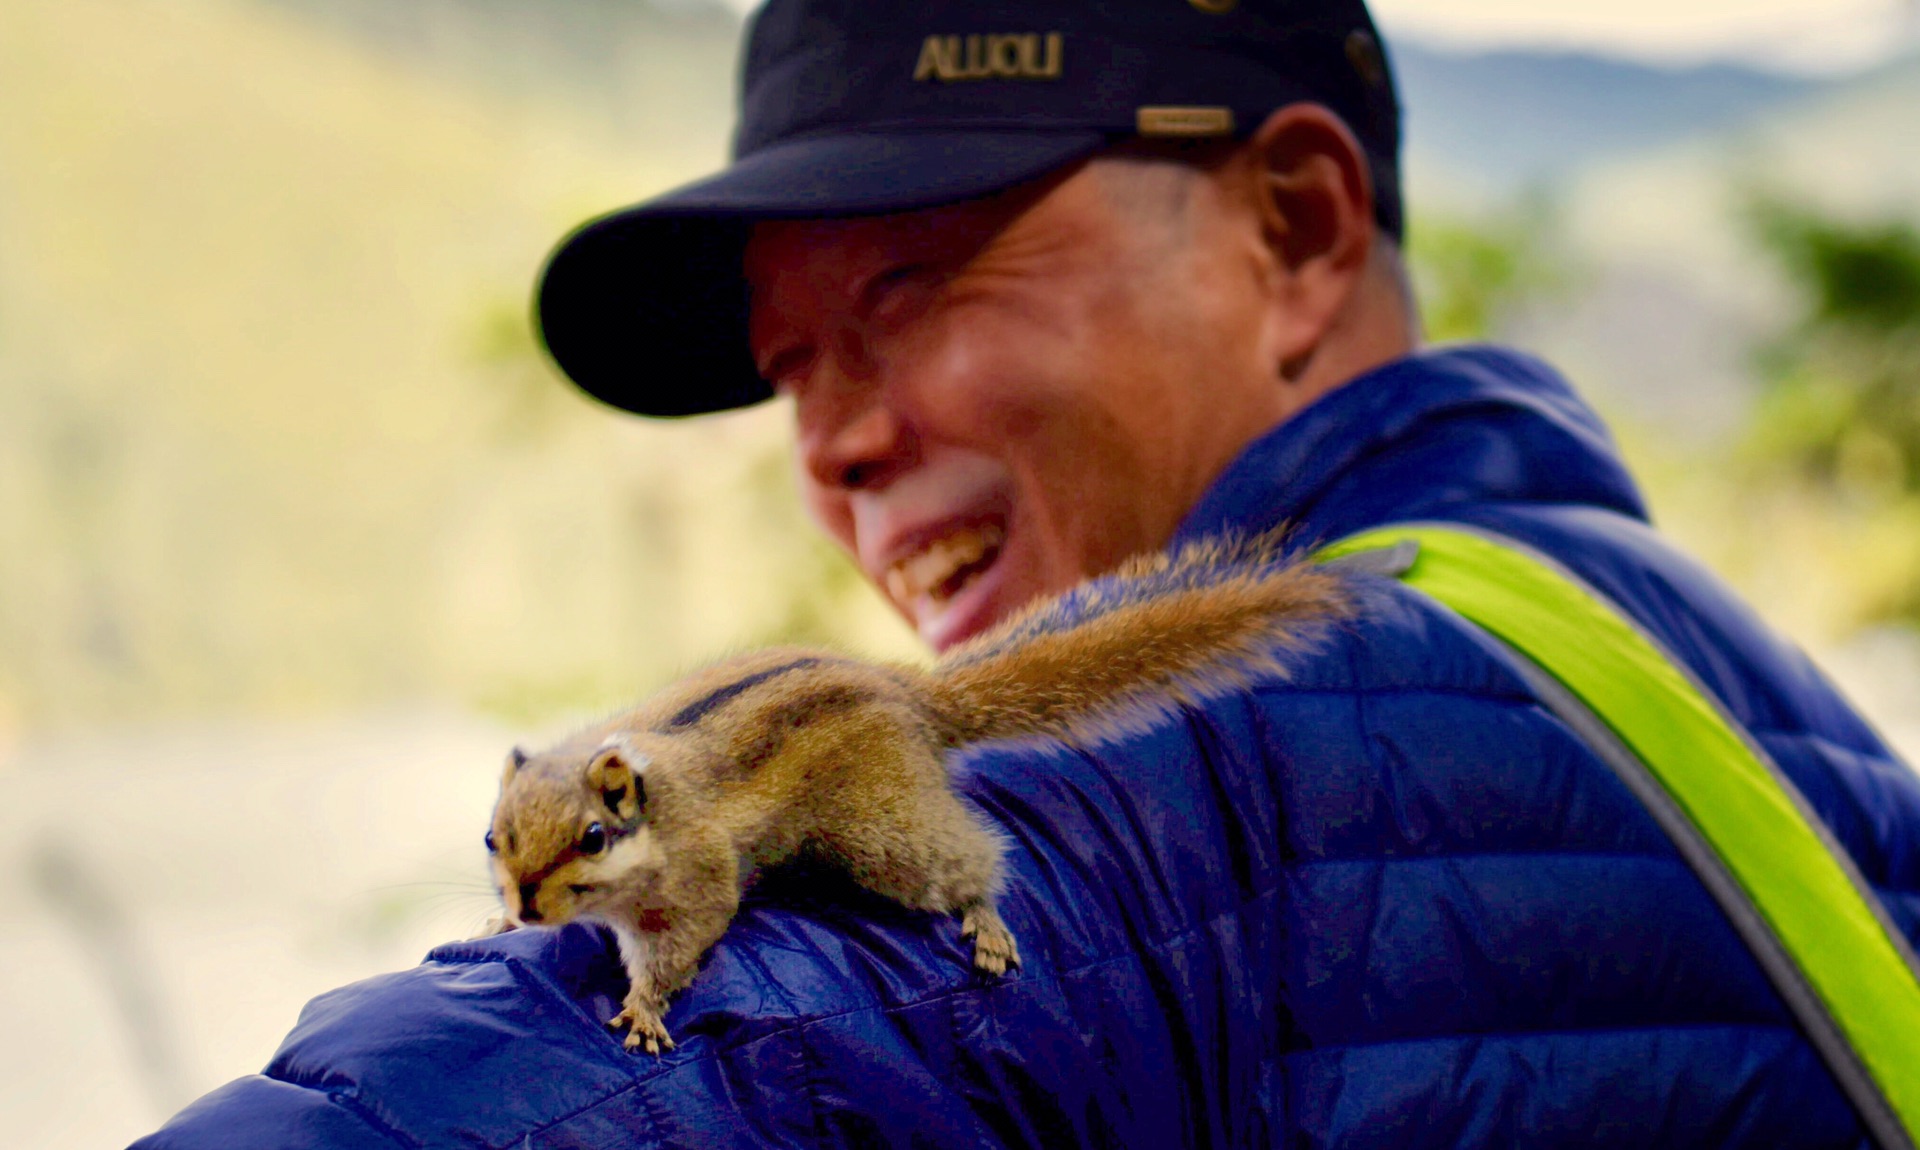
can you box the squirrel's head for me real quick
[487,735,662,927]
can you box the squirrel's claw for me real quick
[961,906,1021,976]
[610,1000,675,1055]
[469,915,517,940]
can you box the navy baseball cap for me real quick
[537,0,1402,418]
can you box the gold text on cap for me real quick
[914,33,1064,82]
[1188,0,1238,14]
[1136,106,1236,137]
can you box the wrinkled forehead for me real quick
[742,168,1075,306]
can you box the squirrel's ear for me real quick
[586,741,650,822]
[502,746,528,786]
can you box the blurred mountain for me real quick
[1562,50,1920,270]
[1391,39,1832,202]
[253,0,1877,206]
[1507,52,1920,440]
[248,2,1854,205]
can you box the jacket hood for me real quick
[1173,345,1648,551]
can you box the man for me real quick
[138,0,1920,1146]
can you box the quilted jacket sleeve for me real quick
[129,1075,408,1149]
[132,643,1342,1148]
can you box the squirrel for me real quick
[484,534,1349,1054]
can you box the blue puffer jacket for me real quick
[136,347,1920,1149]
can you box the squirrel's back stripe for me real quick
[664,658,827,730]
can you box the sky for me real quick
[715,0,1920,75]
[1367,0,1918,74]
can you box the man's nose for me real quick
[801,386,913,493]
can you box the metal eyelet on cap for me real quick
[1346,29,1388,88]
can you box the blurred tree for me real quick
[1745,199,1920,497]
[1407,196,1573,343]
[1742,197,1920,621]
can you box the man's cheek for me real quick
[932,362,1073,448]
[902,320,1055,438]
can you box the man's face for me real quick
[744,156,1295,651]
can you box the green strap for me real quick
[1319,523,1920,1148]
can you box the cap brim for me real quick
[536,128,1109,418]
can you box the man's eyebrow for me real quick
[853,260,940,314]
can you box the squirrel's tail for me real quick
[927,536,1350,747]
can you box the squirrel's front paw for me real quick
[609,996,675,1055]
[470,915,517,940]
[961,905,1021,976]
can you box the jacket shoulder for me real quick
[135,928,652,1149]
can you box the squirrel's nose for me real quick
[518,883,543,922]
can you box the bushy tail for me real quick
[928,537,1350,747]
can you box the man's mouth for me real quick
[884,522,1006,612]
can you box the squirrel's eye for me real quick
[580,823,607,855]
[484,830,498,854]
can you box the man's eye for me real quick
[760,345,814,390]
[865,264,938,325]
[871,263,927,289]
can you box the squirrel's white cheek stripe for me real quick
[589,829,660,880]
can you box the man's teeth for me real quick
[886,525,1005,606]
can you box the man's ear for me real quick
[585,740,649,822]
[1243,103,1376,378]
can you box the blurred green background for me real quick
[2,1,1917,1145]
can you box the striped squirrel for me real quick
[484,535,1347,1054]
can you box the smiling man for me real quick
[738,145,1384,648]
[135,0,1920,1147]
[737,128,1416,652]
